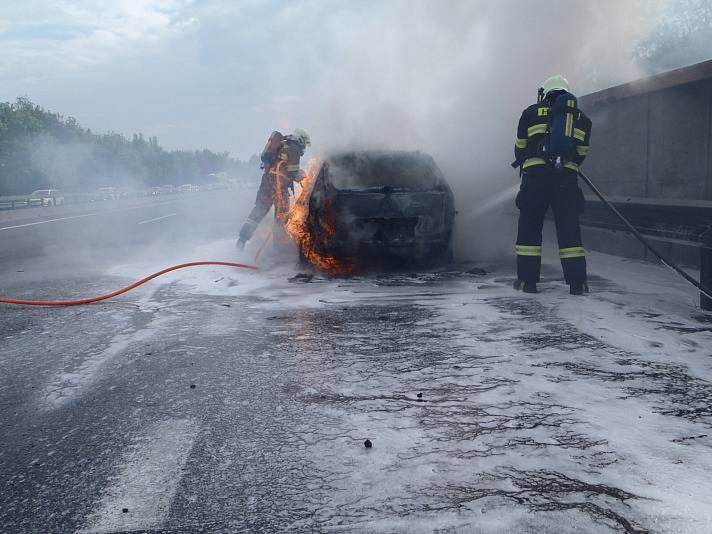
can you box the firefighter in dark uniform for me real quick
[512,75,592,295]
[236,128,311,249]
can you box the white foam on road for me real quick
[42,318,165,410]
[41,290,167,411]
[79,418,199,534]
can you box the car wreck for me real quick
[290,151,456,273]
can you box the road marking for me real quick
[138,213,177,225]
[0,211,105,231]
[79,418,199,534]
[0,201,183,232]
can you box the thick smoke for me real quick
[29,135,146,193]
[303,1,666,160]
[287,0,668,260]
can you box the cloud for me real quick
[0,0,196,74]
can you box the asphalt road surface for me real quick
[2,191,712,533]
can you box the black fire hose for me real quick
[577,170,712,303]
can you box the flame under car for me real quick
[300,151,456,270]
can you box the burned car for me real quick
[300,151,455,270]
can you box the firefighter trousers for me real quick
[238,170,291,242]
[515,172,586,285]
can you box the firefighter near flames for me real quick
[236,128,312,250]
[235,128,358,276]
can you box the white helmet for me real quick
[542,75,571,96]
[292,128,311,147]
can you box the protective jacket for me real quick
[269,136,305,183]
[268,136,305,222]
[514,101,592,175]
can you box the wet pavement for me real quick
[2,250,712,533]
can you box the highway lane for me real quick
[0,190,254,284]
[2,189,712,532]
[2,257,712,533]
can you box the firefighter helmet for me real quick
[292,128,311,148]
[542,75,571,96]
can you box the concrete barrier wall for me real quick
[580,61,712,201]
[578,60,712,268]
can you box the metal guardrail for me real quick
[0,195,101,210]
[0,191,178,211]
[0,186,237,212]
[581,196,712,247]
[581,196,712,310]
[0,197,42,210]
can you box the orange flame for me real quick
[284,159,356,275]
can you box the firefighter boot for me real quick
[514,279,538,294]
[569,281,589,295]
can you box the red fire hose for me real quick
[0,261,259,306]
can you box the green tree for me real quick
[636,0,712,72]
[0,98,257,195]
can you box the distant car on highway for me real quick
[150,185,176,196]
[29,189,65,207]
[95,187,120,201]
[303,150,456,268]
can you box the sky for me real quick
[1,0,669,165]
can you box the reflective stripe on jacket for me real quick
[514,101,592,173]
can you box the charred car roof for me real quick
[325,150,447,191]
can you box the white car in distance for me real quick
[29,189,65,207]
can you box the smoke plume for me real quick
[279,0,668,260]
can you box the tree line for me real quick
[0,98,258,196]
